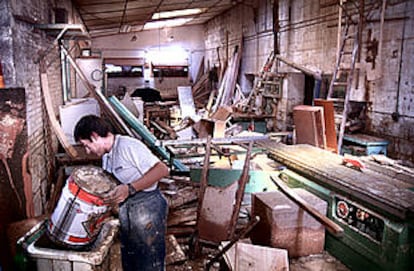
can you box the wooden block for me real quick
[210,106,232,121]
[251,189,327,257]
[213,120,226,138]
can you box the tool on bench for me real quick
[342,154,365,171]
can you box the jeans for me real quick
[119,189,168,271]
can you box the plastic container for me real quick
[17,219,119,271]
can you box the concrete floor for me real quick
[289,252,350,271]
[109,237,350,271]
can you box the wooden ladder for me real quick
[240,50,276,113]
[327,0,363,153]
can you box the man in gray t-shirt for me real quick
[74,115,169,271]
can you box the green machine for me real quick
[264,143,414,271]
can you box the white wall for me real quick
[91,25,205,99]
[92,25,205,81]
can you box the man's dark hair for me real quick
[74,115,113,142]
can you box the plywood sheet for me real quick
[293,105,326,149]
[198,181,238,242]
[314,99,338,152]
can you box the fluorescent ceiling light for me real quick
[144,18,193,30]
[152,8,204,19]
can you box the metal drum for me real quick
[47,166,117,249]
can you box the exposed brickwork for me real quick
[0,0,80,226]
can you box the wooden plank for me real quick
[177,86,196,119]
[167,186,198,209]
[161,135,269,146]
[194,136,212,255]
[47,166,65,213]
[205,216,260,270]
[314,99,338,152]
[228,141,253,239]
[22,150,34,217]
[167,226,195,236]
[168,206,197,226]
[276,54,322,80]
[40,73,78,158]
[223,43,242,107]
[235,242,289,271]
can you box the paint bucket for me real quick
[47,166,117,249]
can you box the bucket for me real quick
[47,166,117,249]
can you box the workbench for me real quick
[342,133,389,156]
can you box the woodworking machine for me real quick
[262,142,414,271]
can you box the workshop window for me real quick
[152,65,188,77]
[105,64,144,78]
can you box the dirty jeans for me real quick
[119,189,168,271]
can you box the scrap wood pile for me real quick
[163,177,198,238]
[157,138,267,270]
[159,177,221,270]
[191,46,278,120]
[191,43,244,116]
[159,175,258,270]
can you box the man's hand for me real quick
[103,184,129,205]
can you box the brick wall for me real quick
[0,0,83,224]
[9,0,63,217]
